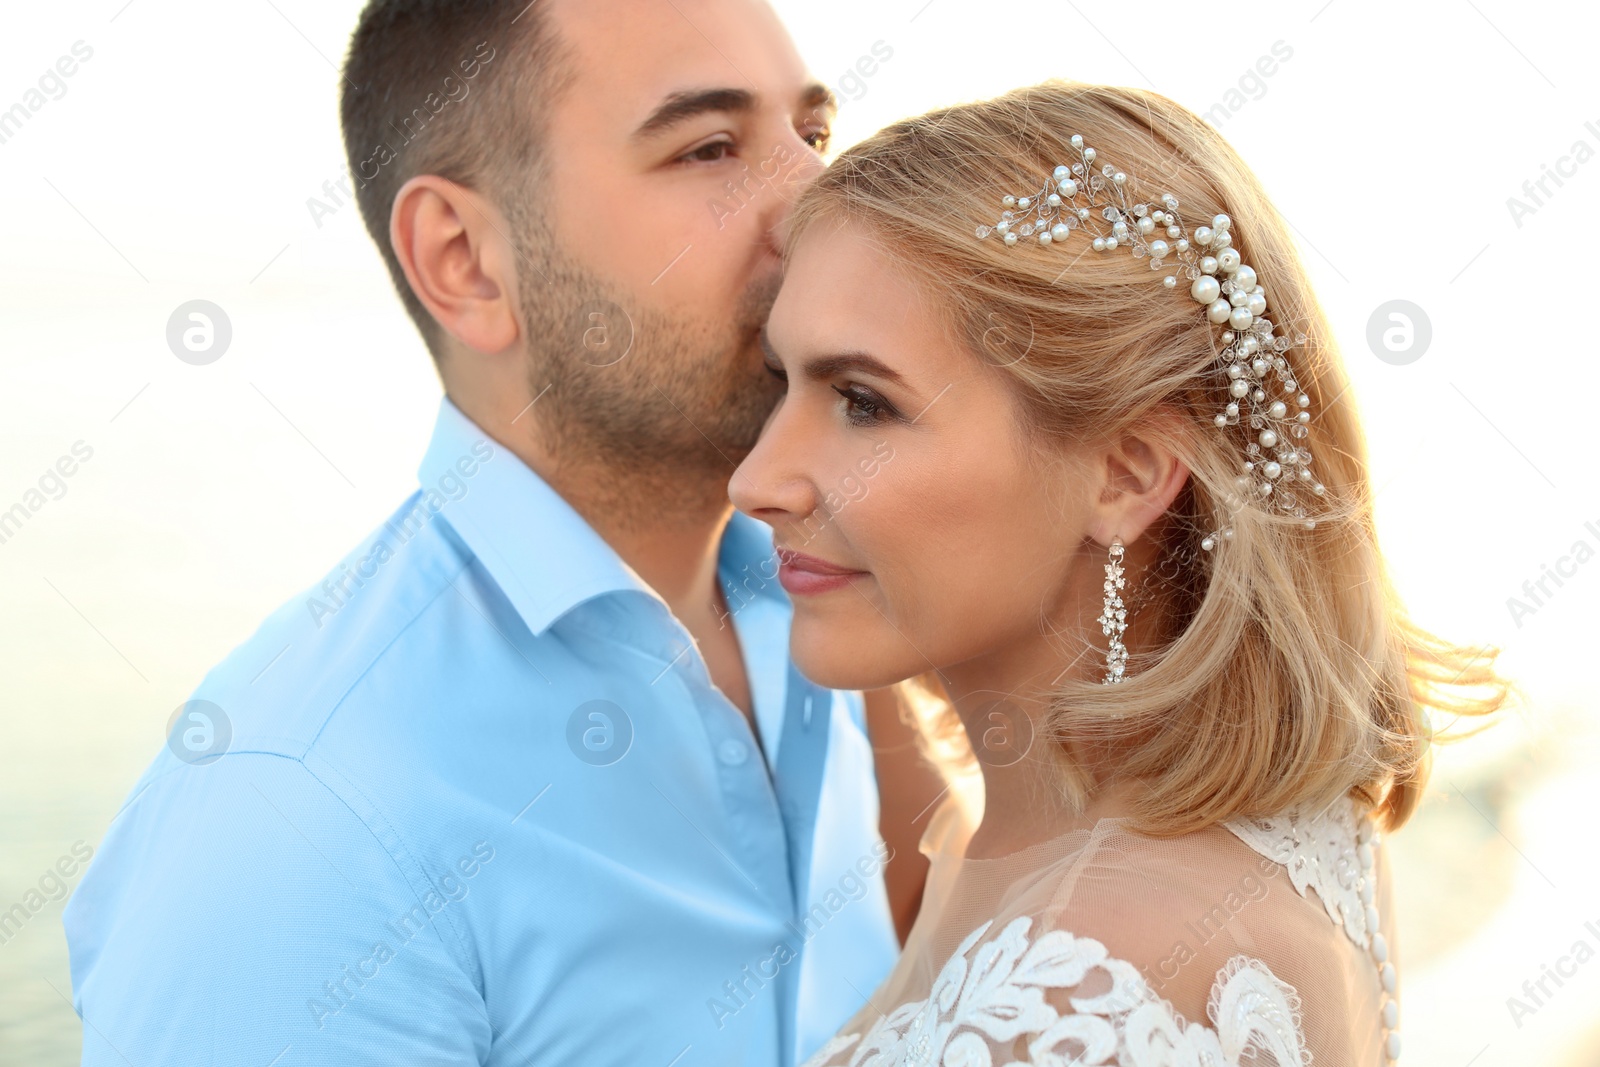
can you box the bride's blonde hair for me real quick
[787,81,1511,836]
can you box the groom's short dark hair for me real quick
[340,0,573,361]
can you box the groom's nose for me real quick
[753,129,828,256]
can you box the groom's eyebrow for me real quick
[632,83,837,141]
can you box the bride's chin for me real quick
[789,634,914,694]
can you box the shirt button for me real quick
[717,739,749,766]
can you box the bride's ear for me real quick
[1086,407,1191,547]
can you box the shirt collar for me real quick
[415,395,785,637]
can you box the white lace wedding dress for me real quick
[803,790,1400,1066]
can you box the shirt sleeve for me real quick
[63,751,494,1066]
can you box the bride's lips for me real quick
[776,548,869,596]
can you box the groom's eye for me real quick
[676,137,734,165]
[763,358,788,383]
[802,126,831,152]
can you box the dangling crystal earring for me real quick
[1098,537,1129,684]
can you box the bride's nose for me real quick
[729,408,819,525]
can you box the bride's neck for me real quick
[939,658,1139,861]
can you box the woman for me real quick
[729,82,1508,1066]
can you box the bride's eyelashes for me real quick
[761,349,899,425]
[832,384,900,426]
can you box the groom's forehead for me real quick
[547,0,813,115]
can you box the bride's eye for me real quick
[832,384,898,426]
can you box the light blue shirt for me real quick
[63,396,898,1067]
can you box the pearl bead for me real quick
[1259,430,1279,448]
[1386,1032,1402,1060]
[1252,358,1269,376]
[1201,256,1219,274]
[1380,962,1396,994]
[1002,195,1016,207]
[1191,276,1221,304]
[1247,293,1267,316]
[1176,239,1189,252]
[1382,999,1398,1028]
[1061,179,1078,197]
[1229,307,1254,330]
[1209,299,1234,324]
[1217,248,1241,272]
[1004,232,1017,245]
[1105,237,1118,249]
[1214,414,1227,427]
[1070,134,1084,148]
[995,220,1010,234]
[1113,171,1126,184]
[1298,394,1310,408]
[1201,536,1216,550]
[1212,213,1231,232]
[1083,147,1096,161]
[1038,232,1052,244]
[1053,165,1070,180]
[1230,289,1250,308]
[1167,225,1181,238]
[1230,379,1250,398]
[1371,932,1388,962]
[1194,226,1213,246]
[1051,223,1071,241]
[1162,275,1177,288]
[1047,193,1062,207]
[1227,363,1245,379]
[1225,403,1238,417]
[1092,237,1106,251]
[1268,400,1288,419]
[1213,230,1233,249]
[1138,216,1155,234]
[1263,461,1282,479]
[1018,197,1031,209]
[1296,411,1310,424]
[1233,265,1257,289]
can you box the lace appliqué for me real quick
[801,914,1309,1067]
[1222,796,1378,951]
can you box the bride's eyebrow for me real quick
[761,328,914,392]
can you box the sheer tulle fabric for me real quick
[803,791,1397,1066]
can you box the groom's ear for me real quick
[389,174,522,358]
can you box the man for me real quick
[62,1,941,1064]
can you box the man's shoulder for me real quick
[179,491,478,764]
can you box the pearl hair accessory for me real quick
[975,133,1325,552]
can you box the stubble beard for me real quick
[513,224,784,522]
